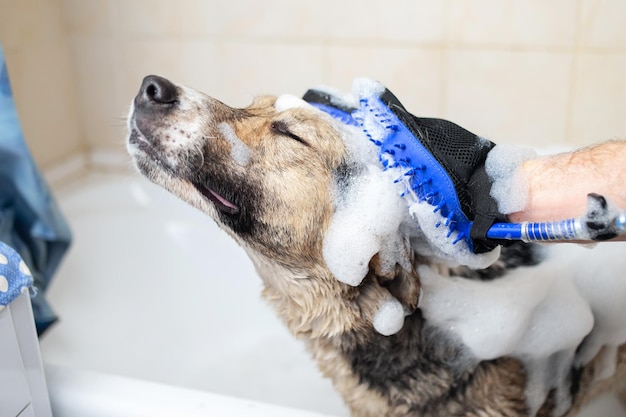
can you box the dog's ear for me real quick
[369,249,420,313]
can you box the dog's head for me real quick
[127,75,421,336]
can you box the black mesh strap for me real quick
[467,165,507,252]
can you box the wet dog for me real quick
[127,75,626,417]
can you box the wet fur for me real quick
[127,77,626,417]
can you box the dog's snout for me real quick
[135,75,178,108]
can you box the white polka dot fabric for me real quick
[0,241,33,312]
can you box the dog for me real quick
[127,75,626,417]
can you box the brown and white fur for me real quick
[126,75,626,417]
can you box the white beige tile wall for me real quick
[0,0,84,170]
[1,0,626,169]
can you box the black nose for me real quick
[135,75,178,108]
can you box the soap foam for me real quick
[321,81,414,290]
[218,122,251,166]
[373,297,406,336]
[322,165,409,287]
[274,94,314,112]
[352,77,386,101]
[408,200,501,270]
[485,144,536,214]
[418,242,626,415]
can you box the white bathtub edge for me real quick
[45,364,339,417]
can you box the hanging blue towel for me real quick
[0,42,72,334]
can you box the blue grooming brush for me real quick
[305,92,496,266]
[307,95,468,245]
[352,92,480,255]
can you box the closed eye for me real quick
[270,121,308,146]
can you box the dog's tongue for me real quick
[193,182,239,214]
[207,188,239,213]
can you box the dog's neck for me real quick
[247,250,361,339]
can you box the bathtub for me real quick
[39,169,624,417]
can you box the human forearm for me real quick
[508,141,626,228]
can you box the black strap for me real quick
[468,165,509,252]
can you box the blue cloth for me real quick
[0,42,72,334]
[0,241,34,309]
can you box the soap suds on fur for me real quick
[408,201,501,269]
[322,164,408,287]
[418,242,626,415]
[373,297,406,336]
[274,94,314,112]
[218,122,250,166]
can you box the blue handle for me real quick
[486,212,626,242]
[486,219,580,242]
